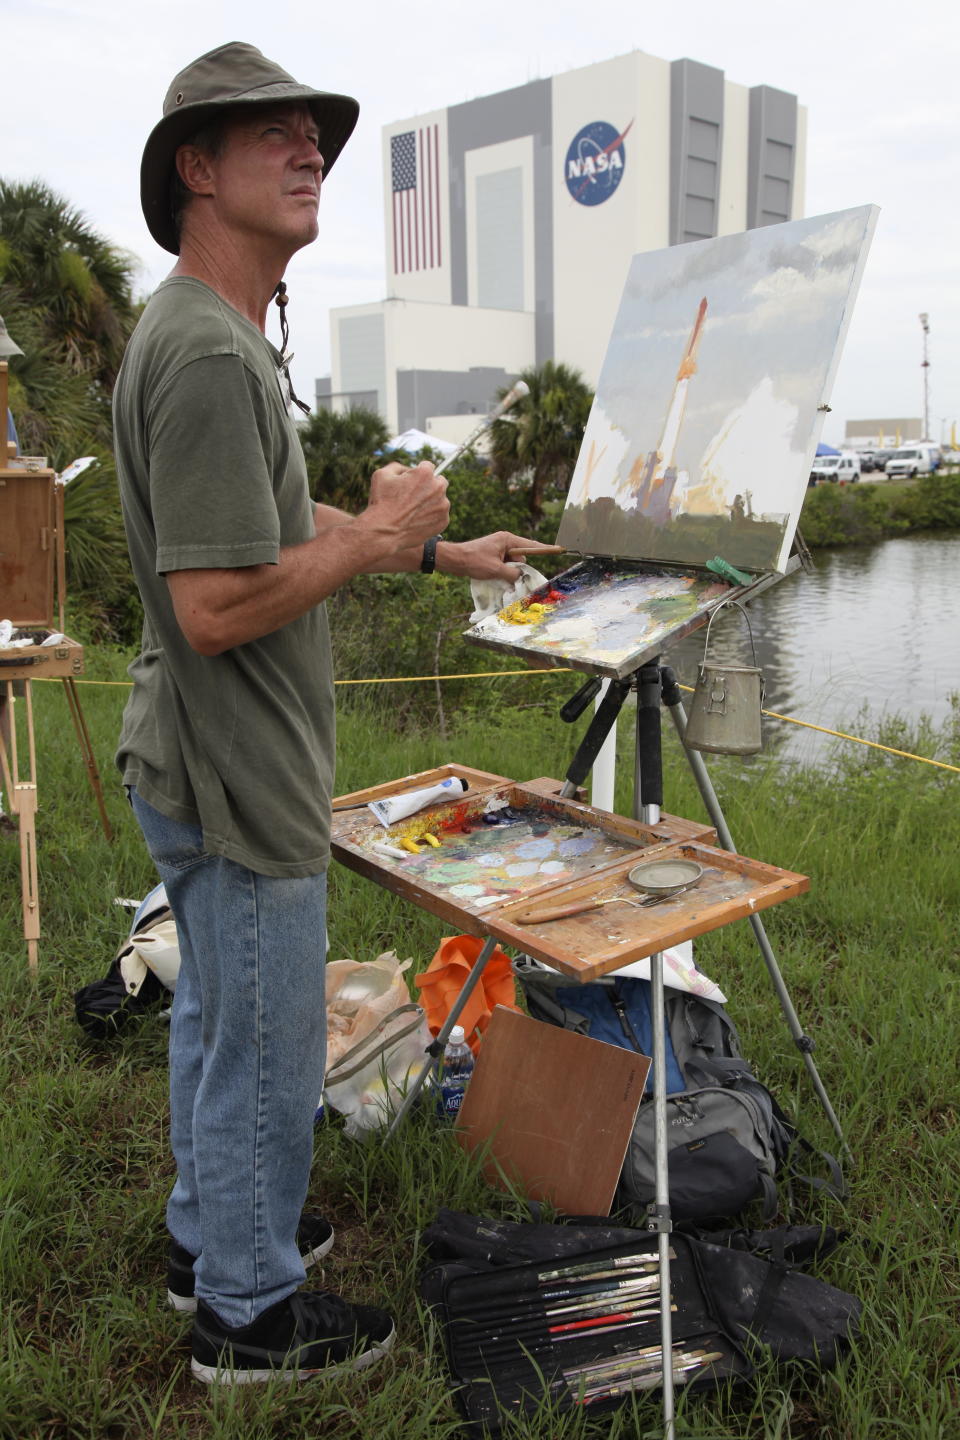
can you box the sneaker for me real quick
[168,1213,334,1313]
[190,1289,396,1385]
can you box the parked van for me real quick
[884,445,939,478]
[809,452,861,485]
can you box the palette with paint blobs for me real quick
[464,557,733,680]
[331,768,808,981]
[330,778,705,933]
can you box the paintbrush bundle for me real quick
[423,1234,750,1435]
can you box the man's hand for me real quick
[355,460,450,557]
[437,532,565,583]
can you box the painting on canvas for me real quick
[556,205,878,574]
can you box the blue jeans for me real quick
[130,790,327,1328]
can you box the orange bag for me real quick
[415,935,521,1056]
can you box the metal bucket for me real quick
[684,599,764,755]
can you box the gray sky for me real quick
[4,0,958,445]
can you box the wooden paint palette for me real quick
[330,780,690,933]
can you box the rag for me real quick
[469,564,549,624]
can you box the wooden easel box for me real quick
[0,460,85,682]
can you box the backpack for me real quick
[513,955,843,1226]
[74,887,177,1040]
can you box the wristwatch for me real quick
[420,535,442,574]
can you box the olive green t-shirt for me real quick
[113,277,335,877]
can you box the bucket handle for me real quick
[701,598,759,670]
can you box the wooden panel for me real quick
[456,1006,650,1215]
[0,469,56,625]
[486,841,809,982]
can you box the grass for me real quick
[1,653,958,1439]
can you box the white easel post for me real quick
[589,680,617,812]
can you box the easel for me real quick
[1,361,112,971]
[554,652,846,1438]
[342,598,846,1440]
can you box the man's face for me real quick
[182,102,324,256]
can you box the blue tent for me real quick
[816,442,841,456]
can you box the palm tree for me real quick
[488,361,594,521]
[299,405,392,511]
[1,179,141,639]
[0,179,139,466]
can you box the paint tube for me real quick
[368,777,468,828]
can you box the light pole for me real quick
[919,312,930,441]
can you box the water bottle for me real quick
[438,1025,475,1121]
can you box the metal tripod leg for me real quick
[660,670,849,1159]
[634,662,676,1440]
[383,934,499,1142]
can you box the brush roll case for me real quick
[423,1233,751,1435]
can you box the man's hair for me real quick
[169,118,227,246]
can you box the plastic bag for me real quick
[323,953,434,1138]
[415,935,520,1057]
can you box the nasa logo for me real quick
[564,120,631,206]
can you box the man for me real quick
[114,42,558,1386]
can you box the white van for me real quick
[809,452,861,485]
[884,445,938,478]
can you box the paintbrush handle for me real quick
[512,897,606,924]
[468,1300,668,1351]
[545,1283,663,1318]
[550,1304,675,1335]
[433,381,531,477]
[577,1351,725,1404]
[456,1277,662,1327]
[539,1249,669,1282]
[566,1344,711,1381]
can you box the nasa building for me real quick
[321,50,806,440]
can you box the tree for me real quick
[487,361,593,521]
[0,178,139,466]
[298,405,392,512]
[1,179,141,640]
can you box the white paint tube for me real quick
[368,776,469,828]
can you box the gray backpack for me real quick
[512,956,840,1225]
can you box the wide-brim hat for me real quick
[141,41,359,255]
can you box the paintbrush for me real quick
[564,1341,710,1384]
[465,1291,665,1337]
[575,1350,725,1404]
[549,1304,676,1336]
[537,1249,669,1283]
[454,1271,663,1324]
[561,1339,681,1377]
[453,1251,666,1306]
[504,1341,706,1408]
[472,1305,669,1355]
[544,1286,664,1321]
[432,381,530,477]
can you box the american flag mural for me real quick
[391,125,442,274]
